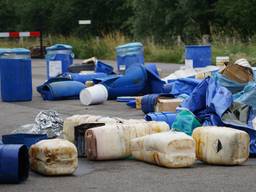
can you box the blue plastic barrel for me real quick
[0,144,29,184]
[46,44,73,79]
[2,133,48,148]
[145,112,177,127]
[185,45,211,68]
[0,48,32,102]
[116,42,144,73]
[141,93,174,114]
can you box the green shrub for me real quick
[1,34,256,65]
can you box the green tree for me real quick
[132,0,188,42]
[72,0,133,36]
[16,0,54,33]
[0,0,16,31]
[49,0,77,36]
[216,0,256,39]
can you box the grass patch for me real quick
[1,34,256,65]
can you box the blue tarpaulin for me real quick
[181,76,256,155]
[233,82,256,109]
[171,78,202,96]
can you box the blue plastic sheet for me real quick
[182,78,209,113]
[181,76,256,155]
[162,83,172,93]
[233,82,256,109]
[171,78,202,96]
[214,73,247,94]
[145,64,165,93]
[145,112,176,127]
[182,77,233,120]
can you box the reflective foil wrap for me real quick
[34,110,63,138]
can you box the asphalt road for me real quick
[0,59,256,192]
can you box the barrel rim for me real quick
[0,48,30,55]
[46,44,73,51]
[116,42,143,50]
[185,45,211,48]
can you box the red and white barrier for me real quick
[0,31,41,38]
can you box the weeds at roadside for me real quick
[1,33,256,65]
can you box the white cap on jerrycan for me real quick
[80,84,108,106]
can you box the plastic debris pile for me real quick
[1,42,255,184]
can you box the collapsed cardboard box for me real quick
[136,96,142,109]
[155,98,183,112]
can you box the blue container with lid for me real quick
[0,48,31,59]
[0,48,32,102]
[46,44,74,79]
[116,42,144,73]
[185,45,212,68]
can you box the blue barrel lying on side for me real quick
[145,112,177,127]
[0,48,32,102]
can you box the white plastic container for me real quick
[29,139,78,175]
[80,84,108,106]
[63,114,146,143]
[85,121,170,160]
[131,131,195,168]
[216,56,229,66]
[192,126,250,165]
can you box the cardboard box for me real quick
[155,98,183,112]
[136,96,142,110]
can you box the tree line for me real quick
[0,0,255,43]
